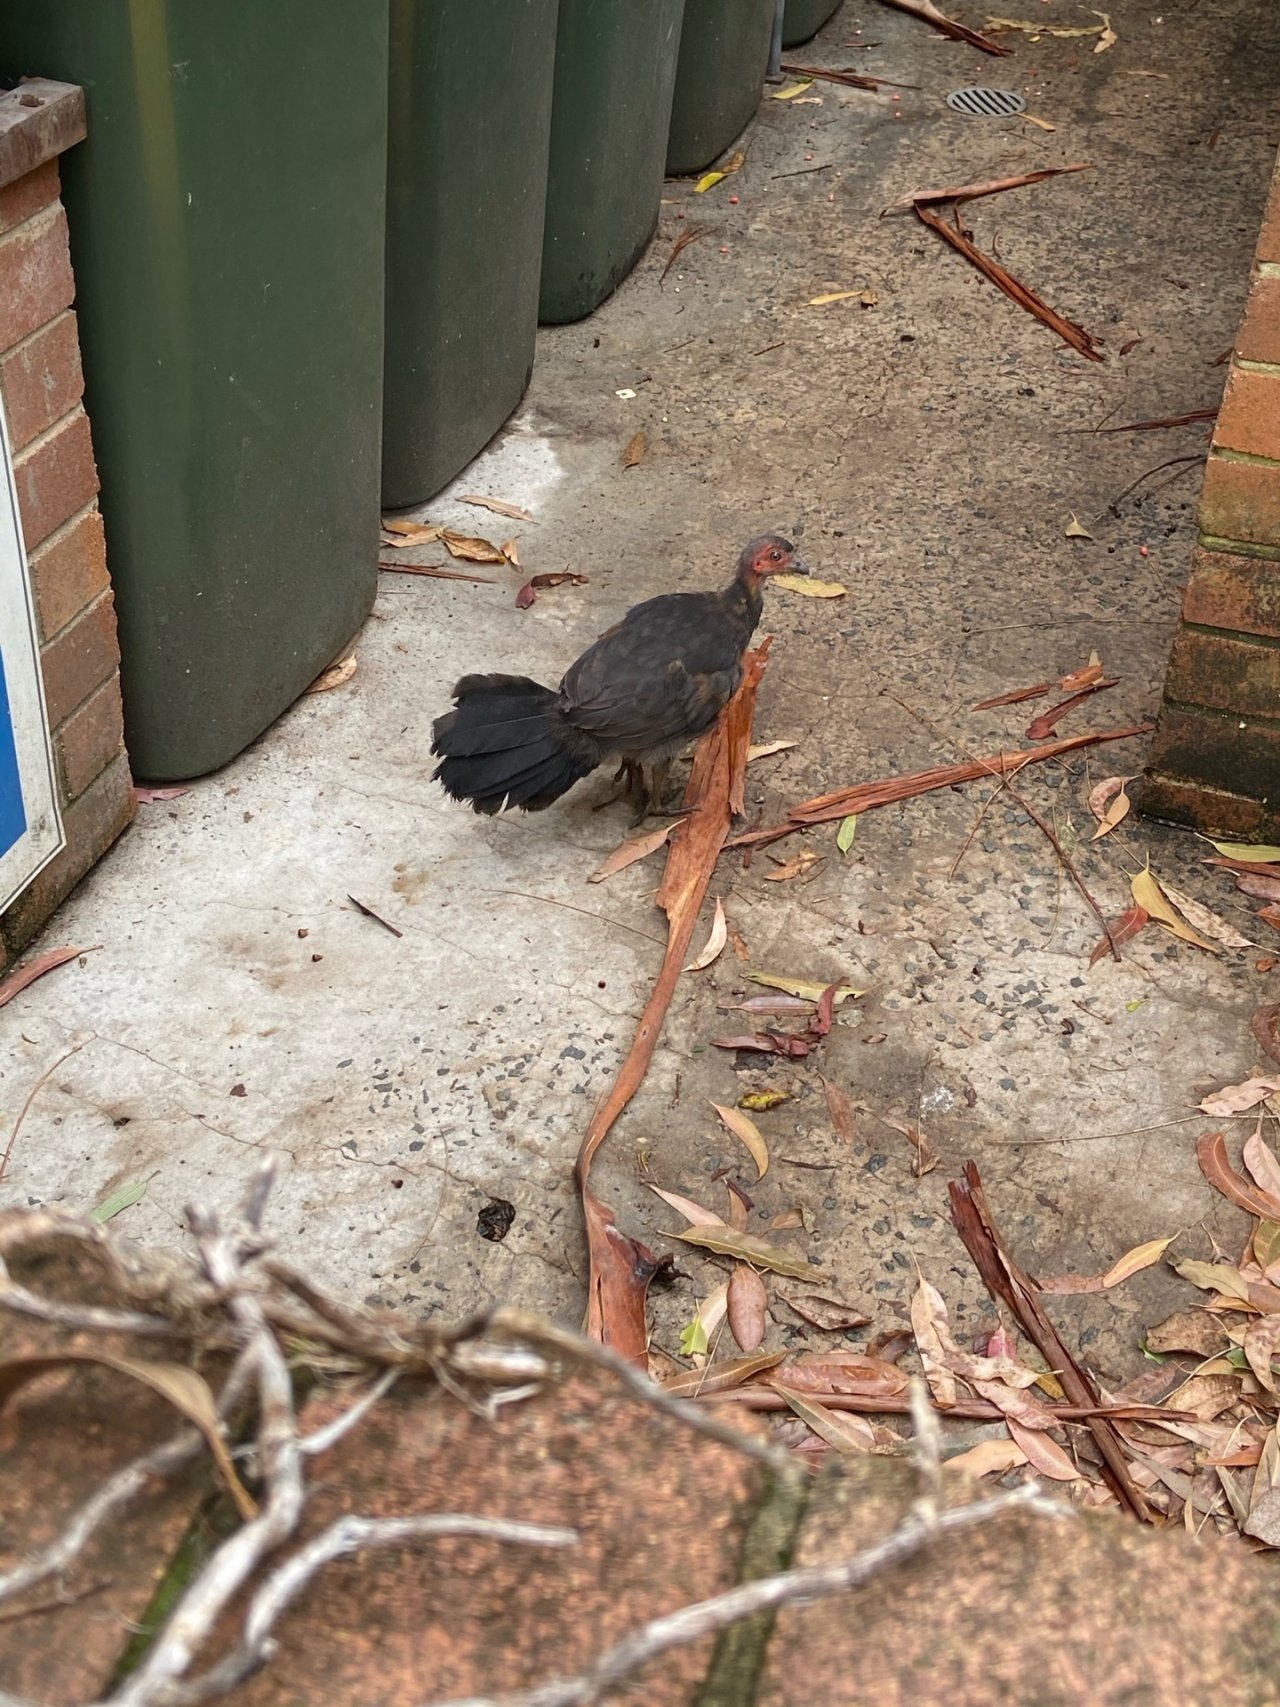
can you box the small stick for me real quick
[346,895,404,939]
[0,1041,87,1182]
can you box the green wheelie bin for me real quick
[666,0,777,176]
[782,0,844,48]
[0,3,389,780]
[382,0,558,509]
[539,0,686,325]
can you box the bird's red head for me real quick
[738,534,809,582]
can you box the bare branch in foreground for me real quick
[429,1484,1070,1707]
[0,1348,256,1608]
[167,1515,578,1706]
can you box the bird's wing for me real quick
[560,593,744,752]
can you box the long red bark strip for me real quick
[949,1162,1153,1521]
[915,202,1105,362]
[876,0,1009,55]
[577,644,770,1362]
[883,164,1090,218]
[729,724,1152,851]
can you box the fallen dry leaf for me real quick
[771,574,846,597]
[500,536,521,568]
[1090,780,1131,840]
[878,0,1008,54]
[1093,8,1117,52]
[441,529,508,564]
[1244,1312,1280,1394]
[1165,1369,1242,1422]
[0,945,97,1012]
[648,1184,724,1228]
[1038,1236,1173,1294]
[134,784,189,803]
[771,79,815,100]
[589,819,686,884]
[1200,1078,1280,1119]
[1021,114,1056,132]
[822,1076,856,1144]
[675,1225,820,1280]
[808,289,862,306]
[727,1263,769,1351]
[711,1101,769,1180]
[1088,903,1148,966]
[381,518,445,543]
[711,1032,812,1058]
[747,740,797,763]
[771,1353,909,1399]
[1238,873,1280,905]
[1173,1258,1251,1302]
[765,848,824,882]
[685,897,727,971]
[910,1278,958,1409]
[1065,514,1094,538]
[622,430,648,469]
[1261,905,1280,933]
[1006,1418,1083,1481]
[1212,841,1280,864]
[769,1208,805,1232]
[659,1351,784,1397]
[515,571,590,609]
[776,1288,870,1331]
[1252,1004,1280,1067]
[1145,1309,1228,1358]
[1160,883,1255,950]
[775,1387,877,1454]
[946,1438,1029,1477]
[693,149,744,193]
[1059,656,1104,693]
[1197,1131,1280,1222]
[459,495,533,521]
[305,655,356,694]
[725,1180,751,1232]
[1255,1219,1280,1277]
[1132,866,1219,954]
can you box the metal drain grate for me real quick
[945,86,1026,117]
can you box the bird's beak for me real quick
[788,554,811,576]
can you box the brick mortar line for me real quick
[694,1467,811,1707]
[0,304,75,366]
[1179,619,1280,654]
[1143,766,1271,807]
[1162,692,1280,730]
[1199,533,1280,562]
[11,397,87,464]
[1210,446,1280,469]
[1258,262,1280,279]
[0,197,61,248]
[1235,357,1280,377]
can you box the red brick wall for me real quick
[1142,151,1280,841]
[0,86,133,965]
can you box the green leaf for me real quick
[836,814,858,855]
[90,1176,150,1224]
[1211,842,1280,863]
[679,1317,709,1357]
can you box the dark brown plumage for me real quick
[431,535,806,818]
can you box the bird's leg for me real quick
[628,758,678,828]
[591,760,638,813]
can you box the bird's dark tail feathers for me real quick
[431,673,601,814]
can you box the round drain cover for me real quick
[945,86,1027,117]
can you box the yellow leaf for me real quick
[1131,865,1219,954]
[770,80,814,100]
[305,655,357,694]
[1211,842,1280,863]
[695,170,727,193]
[748,972,864,1003]
[808,290,861,306]
[1101,1236,1174,1287]
[772,574,846,597]
[740,1088,789,1112]
[859,289,879,307]
[675,1226,820,1279]
[0,1352,255,1519]
[1174,1259,1251,1302]
[1090,785,1131,840]
[1065,513,1093,539]
[685,897,727,972]
[1022,113,1056,132]
[711,1100,769,1180]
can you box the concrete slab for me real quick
[1,0,1276,1397]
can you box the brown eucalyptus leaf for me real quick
[727,1263,769,1351]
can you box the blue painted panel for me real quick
[0,646,28,859]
